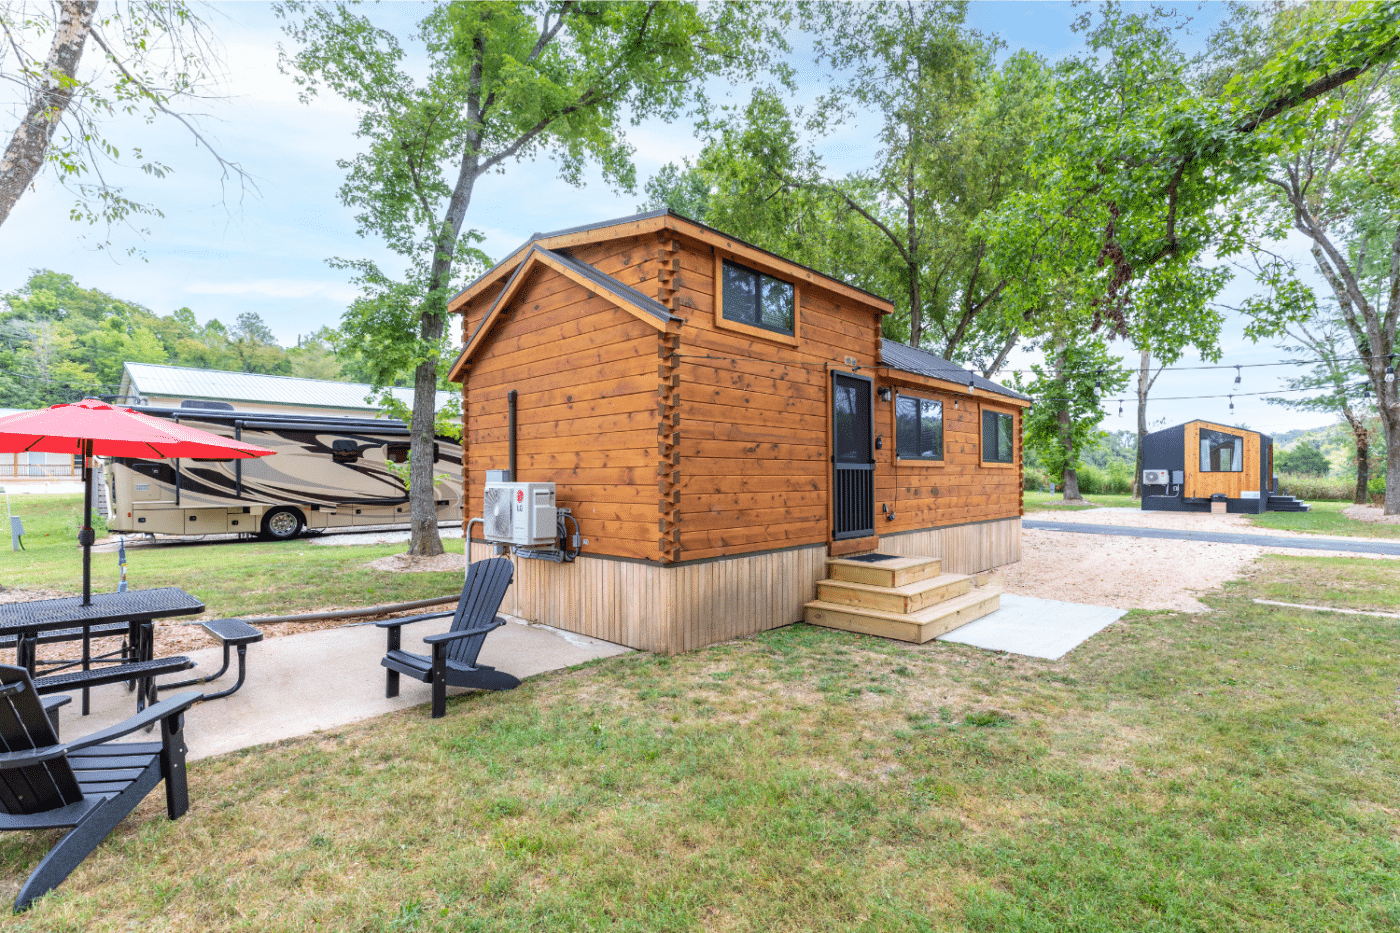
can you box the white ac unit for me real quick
[483,482,557,547]
[1141,469,1170,486]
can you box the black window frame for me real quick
[895,393,944,461]
[720,259,795,336]
[981,409,1015,464]
[1199,429,1244,473]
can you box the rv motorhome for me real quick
[102,403,463,540]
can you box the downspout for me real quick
[508,389,518,481]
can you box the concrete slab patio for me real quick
[65,617,631,760]
[938,593,1127,660]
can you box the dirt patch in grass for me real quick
[364,552,466,573]
[1343,504,1400,525]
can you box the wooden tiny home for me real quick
[1140,420,1309,513]
[447,210,1028,653]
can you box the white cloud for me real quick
[183,279,360,302]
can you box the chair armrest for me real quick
[422,617,506,645]
[41,695,71,712]
[375,610,455,629]
[62,691,203,755]
[0,690,201,770]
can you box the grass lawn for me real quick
[1248,499,1400,540]
[1023,491,1139,511]
[5,553,1399,930]
[0,494,464,618]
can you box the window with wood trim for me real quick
[721,259,794,335]
[1199,429,1243,472]
[896,394,943,460]
[982,410,1014,463]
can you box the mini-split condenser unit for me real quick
[1141,469,1170,486]
[483,481,558,547]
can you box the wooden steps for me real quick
[804,554,1000,644]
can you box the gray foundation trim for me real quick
[469,515,1022,568]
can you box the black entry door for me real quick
[832,372,874,540]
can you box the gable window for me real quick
[721,259,794,335]
[1199,429,1243,472]
[982,410,1014,463]
[896,395,943,460]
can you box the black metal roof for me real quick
[879,339,1028,401]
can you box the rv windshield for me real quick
[1200,429,1243,472]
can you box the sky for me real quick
[0,1,1339,437]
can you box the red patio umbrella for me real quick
[0,399,275,604]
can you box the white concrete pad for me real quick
[936,593,1126,660]
[63,616,630,761]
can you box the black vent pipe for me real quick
[508,389,518,481]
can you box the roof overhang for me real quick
[876,366,1031,407]
[448,211,895,319]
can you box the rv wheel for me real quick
[261,507,304,541]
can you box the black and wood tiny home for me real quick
[1140,420,1309,513]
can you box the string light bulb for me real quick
[1118,401,1123,416]
[1234,365,1241,386]
[1386,354,1395,384]
[1228,395,1234,412]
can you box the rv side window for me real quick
[387,444,409,464]
[1199,429,1243,472]
[331,440,362,463]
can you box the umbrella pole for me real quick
[81,440,93,606]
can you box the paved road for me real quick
[1022,519,1400,557]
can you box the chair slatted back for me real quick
[0,665,82,815]
[446,558,513,668]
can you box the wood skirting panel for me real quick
[875,517,1021,575]
[470,516,1018,653]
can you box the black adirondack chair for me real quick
[379,557,520,718]
[0,664,201,912]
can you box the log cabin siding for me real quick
[462,268,661,562]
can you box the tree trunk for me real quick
[407,316,445,558]
[1345,410,1370,504]
[1384,402,1400,514]
[1062,466,1081,500]
[0,0,96,229]
[1134,346,1151,498]
[1057,405,1077,500]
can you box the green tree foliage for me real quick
[0,0,250,240]
[1233,3,1400,513]
[1276,441,1332,477]
[278,0,787,557]
[1014,326,1130,500]
[0,270,352,407]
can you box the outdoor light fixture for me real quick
[877,386,892,401]
[1234,365,1241,385]
[1387,354,1395,384]
[1229,395,1234,412]
[1118,401,1123,416]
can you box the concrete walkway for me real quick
[65,618,631,761]
[1023,519,1400,557]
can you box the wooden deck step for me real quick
[826,555,942,589]
[804,588,1001,645]
[817,573,972,615]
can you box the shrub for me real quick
[1369,474,1386,504]
[1076,464,1134,496]
[1023,466,1053,492]
[1275,442,1331,476]
[1276,472,1352,501]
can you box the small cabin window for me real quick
[896,395,943,460]
[982,410,1014,463]
[1200,429,1243,472]
[721,259,794,335]
[386,444,409,464]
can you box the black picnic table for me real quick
[0,587,204,714]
